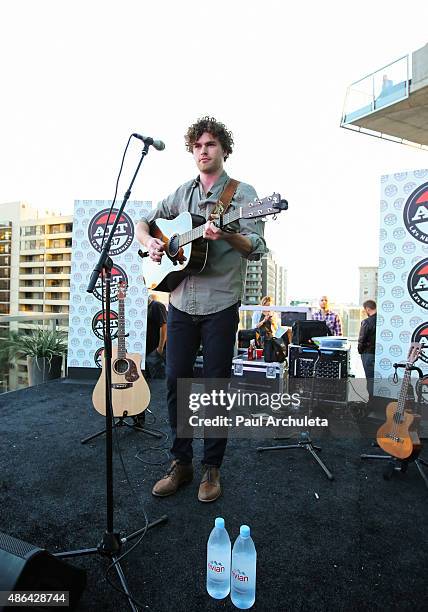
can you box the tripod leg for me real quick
[55,546,99,559]
[414,460,428,489]
[361,454,392,460]
[112,556,140,612]
[81,428,108,444]
[305,444,334,480]
[123,420,163,439]
[123,515,168,543]
[257,444,301,452]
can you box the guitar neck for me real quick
[397,365,412,414]
[117,297,126,358]
[178,207,241,247]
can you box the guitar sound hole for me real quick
[393,412,404,424]
[114,359,129,375]
[168,234,180,257]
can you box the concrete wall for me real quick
[412,42,428,89]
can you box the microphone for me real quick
[132,133,165,151]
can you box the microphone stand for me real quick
[257,345,334,481]
[55,141,168,611]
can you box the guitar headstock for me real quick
[407,341,422,365]
[241,193,288,220]
[118,281,128,300]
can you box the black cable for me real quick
[347,378,370,404]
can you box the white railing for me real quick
[341,55,409,125]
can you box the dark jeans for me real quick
[361,352,375,399]
[166,302,239,467]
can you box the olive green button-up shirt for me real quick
[139,171,267,315]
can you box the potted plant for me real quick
[0,328,68,386]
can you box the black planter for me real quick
[27,355,63,386]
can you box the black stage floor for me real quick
[0,379,427,611]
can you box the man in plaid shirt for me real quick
[312,295,342,336]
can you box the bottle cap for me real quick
[240,525,250,538]
[215,517,225,529]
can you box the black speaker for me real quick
[0,532,86,611]
[291,320,331,346]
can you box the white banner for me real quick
[68,199,151,371]
[375,169,428,397]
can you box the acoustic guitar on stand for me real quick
[376,342,422,460]
[139,193,288,292]
[92,281,150,417]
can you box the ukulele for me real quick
[376,342,422,460]
[139,193,288,292]
[92,282,150,417]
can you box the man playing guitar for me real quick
[136,116,267,502]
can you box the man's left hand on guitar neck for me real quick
[203,216,253,257]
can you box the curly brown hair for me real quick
[184,116,234,160]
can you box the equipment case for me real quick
[230,356,286,393]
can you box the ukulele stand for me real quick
[361,361,428,491]
[81,410,163,444]
[361,452,428,490]
[257,348,334,481]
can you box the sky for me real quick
[1,0,428,304]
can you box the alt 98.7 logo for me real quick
[93,265,128,303]
[403,182,428,243]
[407,259,428,309]
[91,310,119,340]
[88,209,134,255]
[94,347,104,368]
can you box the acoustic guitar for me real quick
[139,193,288,292]
[92,282,150,417]
[376,342,422,460]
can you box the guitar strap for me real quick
[212,178,240,216]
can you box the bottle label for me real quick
[232,568,249,583]
[208,560,226,574]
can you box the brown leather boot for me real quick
[198,466,221,502]
[152,460,193,497]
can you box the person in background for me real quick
[358,299,377,401]
[251,295,277,345]
[145,293,167,379]
[381,74,393,95]
[312,295,342,336]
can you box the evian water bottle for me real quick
[206,517,231,599]
[231,525,257,609]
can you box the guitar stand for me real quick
[361,451,428,490]
[361,361,428,491]
[257,431,334,480]
[81,410,163,444]
[257,348,334,481]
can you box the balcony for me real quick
[45,247,72,255]
[19,275,45,281]
[45,273,71,280]
[341,46,428,148]
[19,261,45,268]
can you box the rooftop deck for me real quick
[0,378,427,611]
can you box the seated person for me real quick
[251,295,278,345]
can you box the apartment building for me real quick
[243,252,287,306]
[0,202,72,389]
[359,266,378,305]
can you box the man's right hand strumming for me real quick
[146,237,165,262]
[136,221,165,263]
